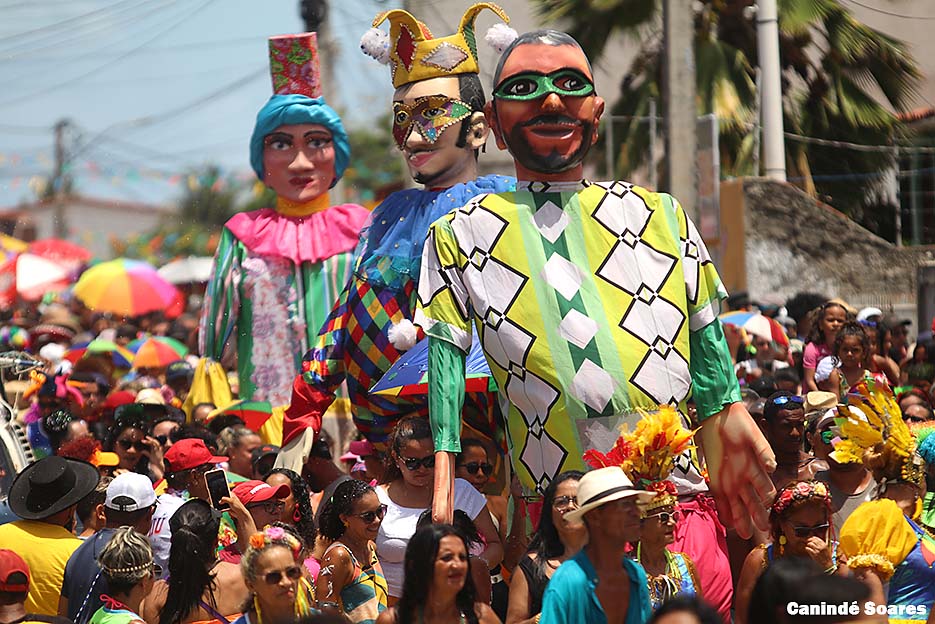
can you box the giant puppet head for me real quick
[249,34,351,207]
[360,3,512,189]
[485,30,605,181]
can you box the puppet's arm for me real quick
[199,227,240,362]
[429,337,467,523]
[691,320,776,539]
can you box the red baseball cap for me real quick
[103,391,136,411]
[232,480,290,505]
[164,439,227,473]
[0,550,29,593]
[349,440,376,457]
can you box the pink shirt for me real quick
[803,342,832,370]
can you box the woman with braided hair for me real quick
[90,527,155,624]
[141,500,248,624]
[314,479,387,623]
[231,526,314,624]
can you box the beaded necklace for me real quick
[637,545,683,606]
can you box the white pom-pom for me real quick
[485,23,518,55]
[388,319,418,351]
[360,28,391,65]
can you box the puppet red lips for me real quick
[407,149,436,167]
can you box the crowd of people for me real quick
[3,3,935,623]
[0,290,933,624]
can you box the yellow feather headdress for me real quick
[829,379,925,489]
[584,405,696,513]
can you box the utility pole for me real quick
[300,0,343,200]
[663,0,697,219]
[757,0,786,181]
[301,0,338,109]
[52,119,70,239]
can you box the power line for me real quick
[0,0,144,45]
[5,36,260,64]
[67,65,265,160]
[0,0,218,108]
[94,134,245,163]
[841,0,935,20]
[608,114,935,154]
[0,0,172,57]
[783,131,935,154]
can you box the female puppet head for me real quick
[249,34,351,204]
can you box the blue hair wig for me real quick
[249,94,350,187]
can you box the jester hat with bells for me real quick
[584,405,696,515]
[360,3,514,88]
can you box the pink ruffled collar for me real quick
[226,204,369,264]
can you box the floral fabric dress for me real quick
[200,203,369,407]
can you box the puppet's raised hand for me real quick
[699,401,776,539]
[432,451,455,524]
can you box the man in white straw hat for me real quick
[539,466,655,624]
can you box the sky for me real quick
[0,0,397,208]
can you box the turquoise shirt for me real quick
[540,549,652,624]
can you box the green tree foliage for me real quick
[343,114,405,202]
[115,165,251,263]
[533,0,921,226]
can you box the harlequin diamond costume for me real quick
[416,29,743,622]
[835,381,935,624]
[199,34,369,417]
[279,4,514,456]
[584,407,701,612]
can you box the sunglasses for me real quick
[263,565,303,585]
[769,395,805,408]
[792,523,829,538]
[401,455,436,471]
[248,500,285,515]
[155,434,170,446]
[353,504,388,524]
[820,430,835,445]
[552,495,578,511]
[117,438,147,452]
[644,510,681,524]
[462,462,493,476]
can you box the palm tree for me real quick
[533,0,921,225]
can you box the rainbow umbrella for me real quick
[74,259,179,317]
[719,310,789,346]
[371,333,495,397]
[131,337,188,369]
[217,399,273,432]
[64,339,134,368]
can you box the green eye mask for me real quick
[493,69,595,101]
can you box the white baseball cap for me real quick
[857,307,883,323]
[105,472,157,512]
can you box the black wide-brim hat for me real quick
[8,456,100,520]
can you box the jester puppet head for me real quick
[249,33,351,206]
[360,3,514,189]
[486,30,605,181]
